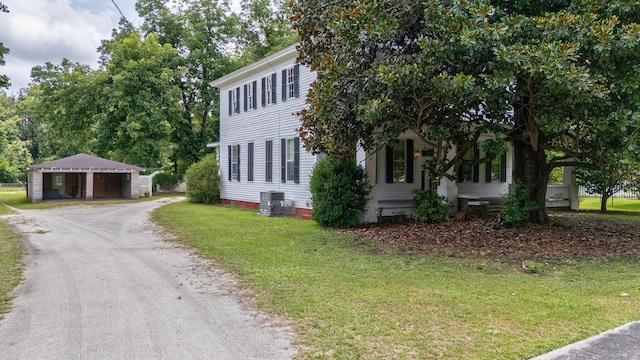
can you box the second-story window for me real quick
[281,64,300,102]
[262,73,277,106]
[244,81,257,111]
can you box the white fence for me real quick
[579,186,639,198]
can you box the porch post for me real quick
[359,148,379,223]
[86,172,94,200]
[565,166,579,211]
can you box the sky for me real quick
[0,0,141,95]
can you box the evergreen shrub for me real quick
[309,157,371,227]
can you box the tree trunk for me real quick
[600,195,608,211]
[512,138,550,224]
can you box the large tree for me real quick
[97,29,182,167]
[291,0,640,223]
[136,0,240,173]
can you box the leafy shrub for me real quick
[500,182,537,227]
[309,157,371,227]
[412,188,451,223]
[185,154,220,204]
[153,172,183,191]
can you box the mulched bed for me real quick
[344,212,640,261]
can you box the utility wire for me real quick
[111,0,127,21]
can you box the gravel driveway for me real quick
[0,199,295,359]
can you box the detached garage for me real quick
[26,153,144,203]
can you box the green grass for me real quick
[0,217,24,320]
[580,196,640,212]
[0,189,181,211]
[153,202,640,359]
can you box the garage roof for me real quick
[27,153,144,172]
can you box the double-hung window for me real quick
[244,81,257,111]
[280,137,300,184]
[385,139,414,184]
[262,73,277,106]
[457,144,479,183]
[228,144,240,181]
[281,64,300,101]
[486,151,507,183]
[228,87,240,115]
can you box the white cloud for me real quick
[0,0,138,94]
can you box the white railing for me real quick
[546,184,570,200]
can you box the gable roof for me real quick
[27,153,144,172]
[210,44,298,88]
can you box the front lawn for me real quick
[580,196,640,212]
[153,202,640,359]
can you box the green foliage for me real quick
[575,150,640,211]
[501,182,538,227]
[153,172,183,191]
[412,189,451,223]
[309,157,371,227]
[0,94,32,182]
[185,154,219,204]
[292,0,640,223]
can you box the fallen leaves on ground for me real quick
[344,212,640,261]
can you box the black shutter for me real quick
[457,164,464,183]
[386,145,393,183]
[261,77,266,107]
[281,138,286,183]
[228,145,232,181]
[500,152,507,182]
[243,84,248,112]
[293,64,300,98]
[266,140,273,182]
[248,142,254,182]
[294,137,300,184]
[271,73,277,104]
[228,90,232,116]
[406,139,414,184]
[472,145,479,183]
[235,87,240,113]
[282,69,287,101]
[236,144,241,181]
[252,80,257,109]
[486,159,492,183]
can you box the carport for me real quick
[26,153,144,203]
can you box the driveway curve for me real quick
[0,199,295,360]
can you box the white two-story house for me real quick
[211,45,579,223]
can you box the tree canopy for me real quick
[9,0,296,173]
[291,0,640,223]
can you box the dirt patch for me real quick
[344,212,640,261]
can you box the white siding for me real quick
[216,47,317,210]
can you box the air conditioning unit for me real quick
[259,191,285,216]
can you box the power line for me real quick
[111,0,127,21]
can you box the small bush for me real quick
[185,154,220,204]
[153,172,183,191]
[500,182,537,227]
[412,189,451,223]
[309,157,371,227]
